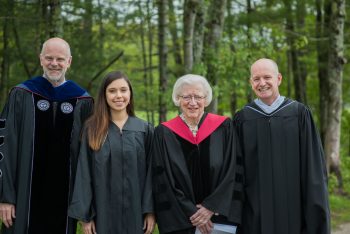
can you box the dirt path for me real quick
[332,223,350,234]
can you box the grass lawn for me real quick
[330,193,350,229]
[1,191,350,233]
[74,194,350,234]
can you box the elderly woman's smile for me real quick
[179,85,206,125]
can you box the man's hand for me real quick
[0,203,16,228]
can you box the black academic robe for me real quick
[234,98,330,234]
[68,117,154,234]
[0,76,93,234]
[152,113,243,234]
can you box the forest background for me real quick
[0,0,349,232]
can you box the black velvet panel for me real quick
[28,95,77,234]
[176,135,211,204]
[0,119,5,129]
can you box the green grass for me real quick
[2,191,350,233]
[330,193,350,229]
[328,155,350,230]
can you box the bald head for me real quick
[250,58,279,78]
[41,37,71,57]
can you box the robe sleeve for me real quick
[299,104,330,234]
[68,131,96,222]
[69,98,94,203]
[0,89,28,204]
[142,122,154,215]
[152,126,197,229]
[201,119,243,223]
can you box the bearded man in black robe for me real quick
[234,58,330,234]
[0,37,93,234]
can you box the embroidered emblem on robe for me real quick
[37,100,50,111]
[61,102,74,114]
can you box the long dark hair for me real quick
[85,71,135,150]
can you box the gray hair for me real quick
[172,74,212,107]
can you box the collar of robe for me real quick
[15,76,90,101]
[162,113,227,145]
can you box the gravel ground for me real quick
[332,223,350,234]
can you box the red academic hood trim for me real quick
[162,113,227,145]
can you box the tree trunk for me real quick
[193,0,205,67]
[157,0,168,123]
[147,0,155,124]
[13,26,32,78]
[40,0,49,39]
[283,0,307,104]
[317,0,331,145]
[0,0,12,106]
[204,0,227,113]
[168,0,182,70]
[295,0,308,105]
[226,0,237,116]
[97,0,105,62]
[138,0,150,122]
[48,0,63,37]
[83,0,93,49]
[245,0,254,103]
[325,0,346,194]
[183,0,200,73]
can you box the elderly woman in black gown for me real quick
[152,74,243,234]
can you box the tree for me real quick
[137,0,152,122]
[147,0,156,124]
[183,0,201,73]
[168,0,182,72]
[316,0,331,144]
[157,0,168,123]
[204,0,227,113]
[283,0,308,104]
[193,0,205,69]
[0,0,13,106]
[324,0,346,193]
[46,0,63,37]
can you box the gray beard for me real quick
[43,73,64,83]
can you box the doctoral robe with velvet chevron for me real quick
[0,76,93,234]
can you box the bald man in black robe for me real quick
[0,38,93,234]
[234,58,330,234]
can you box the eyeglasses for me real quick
[179,95,206,102]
